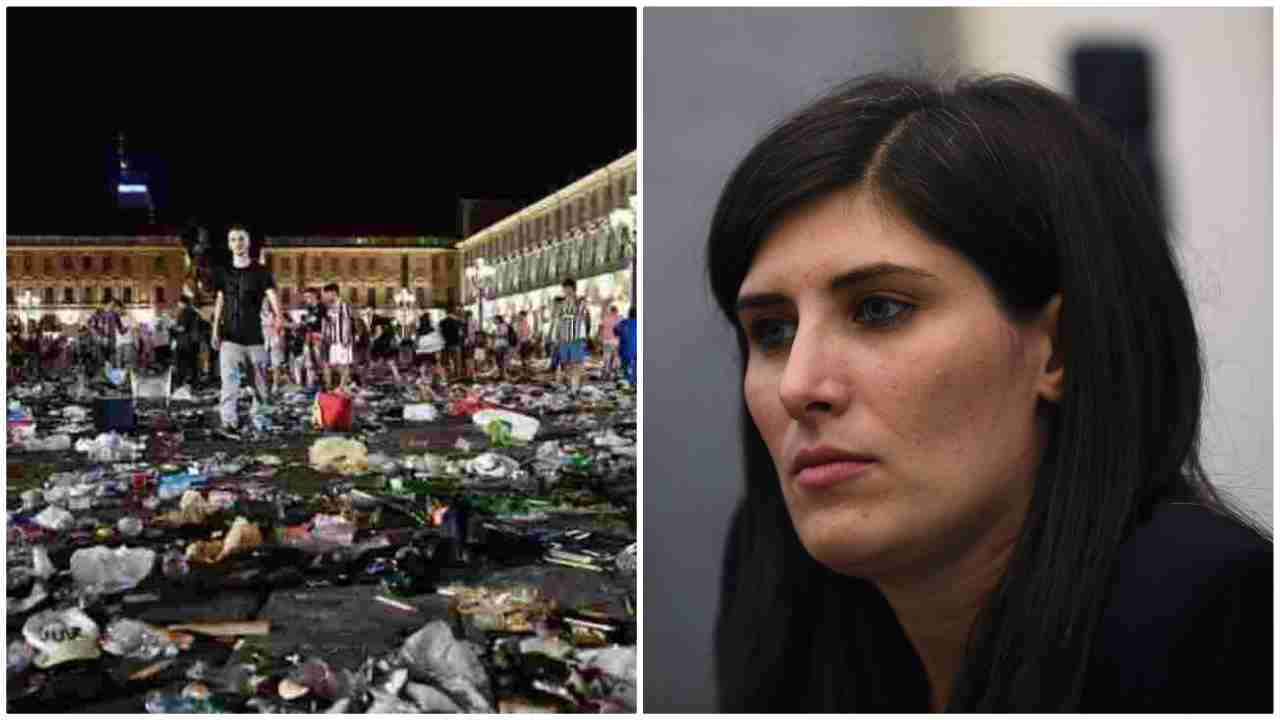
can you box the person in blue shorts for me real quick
[552,278,590,395]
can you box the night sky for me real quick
[6,8,637,238]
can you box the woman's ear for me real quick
[1037,294,1064,403]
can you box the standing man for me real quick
[172,295,201,391]
[553,278,591,395]
[298,287,326,389]
[322,283,354,389]
[211,225,284,434]
[440,308,464,381]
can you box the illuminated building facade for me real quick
[456,151,637,334]
[6,234,462,327]
[6,236,188,327]
[261,236,459,322]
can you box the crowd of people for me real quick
[7,229,639,420]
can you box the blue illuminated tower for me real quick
[114,131,155,224]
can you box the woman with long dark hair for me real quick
[707,74,1271,712]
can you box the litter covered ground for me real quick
[7,367,636,713]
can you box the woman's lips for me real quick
[793,459,876,488]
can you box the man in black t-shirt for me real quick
[211,225,284,433]
[439,308,463,381]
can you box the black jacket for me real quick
[1081,502,1272,712]
[718,501,1272,712]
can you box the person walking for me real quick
[321,283,354,389]
[211,225,284,435]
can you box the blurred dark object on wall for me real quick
[1071,45,1164,220]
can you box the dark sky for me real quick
[6,7,637,238]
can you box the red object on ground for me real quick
[446,394,497,417]
[316,392,354,431]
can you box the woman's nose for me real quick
[777,324,850,422]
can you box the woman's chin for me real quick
[794,510,901,579]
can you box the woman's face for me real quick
[737,187,1060,582]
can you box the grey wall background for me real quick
[642,8,1272,713]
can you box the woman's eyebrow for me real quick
[736,262,937,313]
[735,291,788,314]
[830,262,938,291]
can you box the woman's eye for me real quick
[747,317,796,351]
[854,296,913,327]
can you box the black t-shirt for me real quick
[371,330,395,356]
[213,264,276,345]
[441,316,462,348]
[300,303,325,335]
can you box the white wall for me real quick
[929,7,1273,528]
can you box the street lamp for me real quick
[17,290,40,336]
[464,258,497,334]
[395,287,415,333]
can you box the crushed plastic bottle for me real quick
[101,618,186,660]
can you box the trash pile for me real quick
[7,365,636,713]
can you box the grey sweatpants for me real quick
[219,341,269,427]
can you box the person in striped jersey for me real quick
[553,277,591,395]
[322,283,355,389]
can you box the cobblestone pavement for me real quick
[7,363,637,713]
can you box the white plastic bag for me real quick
[471,409,540,442]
